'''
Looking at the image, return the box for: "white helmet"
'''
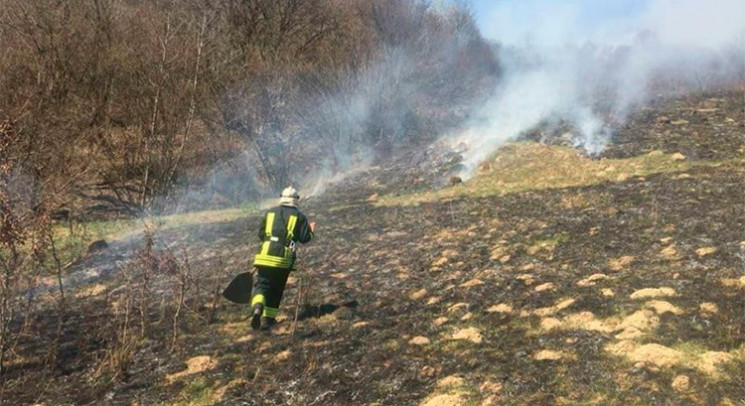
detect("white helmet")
[279,186,300,207]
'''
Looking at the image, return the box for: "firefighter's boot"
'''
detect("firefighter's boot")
[260,317,277,332]
[250,304,263,331]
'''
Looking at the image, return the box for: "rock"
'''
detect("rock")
[671,152,686,161]
[601,288,615,297]
[87,239,109,254]
[352,322,370,329]
[433,317,449,326]
[409,336,431,346]
[451,327,483,344]
[696,247,717,257]
[630,287,676,299]
[671,375,690,392]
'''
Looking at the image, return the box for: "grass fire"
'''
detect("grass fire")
[0,0,743,405]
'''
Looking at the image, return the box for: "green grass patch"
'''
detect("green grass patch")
[157,377,214,406]
[378,142,743,206]
[52,201,264,265]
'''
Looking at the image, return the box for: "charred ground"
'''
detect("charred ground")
[4,92,745,405]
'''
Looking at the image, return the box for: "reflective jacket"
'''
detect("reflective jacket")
[253,205,313,270]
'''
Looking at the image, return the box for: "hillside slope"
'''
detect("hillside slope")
[6,92,745,405]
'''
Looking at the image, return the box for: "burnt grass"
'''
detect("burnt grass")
[4,93,745,405]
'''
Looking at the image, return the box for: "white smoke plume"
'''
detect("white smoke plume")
[455,0,745,177]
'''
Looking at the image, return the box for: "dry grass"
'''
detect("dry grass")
[52,202,265,263]
[379,142,741,206]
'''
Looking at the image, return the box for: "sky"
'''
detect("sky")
[469,0,745,48]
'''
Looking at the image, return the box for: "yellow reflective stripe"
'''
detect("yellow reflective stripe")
[265,212,275,236]
[251,294,266,307]
[263,307,279,318]
[253,254,293,268]
[254,258,288,266]
[261,241,271,255]
[286,215,297,241]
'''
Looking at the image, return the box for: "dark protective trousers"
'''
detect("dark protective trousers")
[251,266,291,319]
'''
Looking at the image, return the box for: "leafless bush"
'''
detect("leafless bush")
[92,225,205,379]
[0,119,63,378]
[0,0,500,211]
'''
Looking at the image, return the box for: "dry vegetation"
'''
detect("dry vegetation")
[0,3,497,400]
[0,0,497,215]
[3,92,743,405]
[1,1,744,405]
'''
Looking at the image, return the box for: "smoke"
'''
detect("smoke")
[455,0,745,177]
[181,2,499,207]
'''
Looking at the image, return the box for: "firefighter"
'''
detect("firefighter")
[250,186,315,331]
